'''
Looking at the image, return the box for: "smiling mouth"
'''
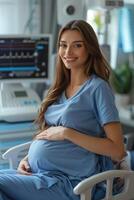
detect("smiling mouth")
[64,57,77,62]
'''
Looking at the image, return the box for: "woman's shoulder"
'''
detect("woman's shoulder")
[87,74,110,91]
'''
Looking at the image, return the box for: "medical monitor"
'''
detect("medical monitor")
[0,34,52,83]
[0,34,52,122]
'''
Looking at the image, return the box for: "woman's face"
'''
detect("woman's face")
[58,30,88,70]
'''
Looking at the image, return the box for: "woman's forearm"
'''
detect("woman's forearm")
[64,128,125,161]
[34,124,125,161]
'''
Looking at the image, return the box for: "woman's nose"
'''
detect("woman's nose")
[65,46,73,55]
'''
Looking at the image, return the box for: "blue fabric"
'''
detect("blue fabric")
[118,7,134,52]
[0,74,120,200]
[0,191,12,200]
[28,74,119,199]
[0,170,79,200]
[130,151,134,170]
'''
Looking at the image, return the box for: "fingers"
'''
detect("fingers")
[36,135,48,140]
[24,162,31,171]
[35,131,48,140]
[17,160,32,175]
[18,169,32,175]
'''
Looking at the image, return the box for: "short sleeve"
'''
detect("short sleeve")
[92,81,120,126]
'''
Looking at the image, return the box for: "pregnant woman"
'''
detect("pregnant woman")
[0,20,126,200]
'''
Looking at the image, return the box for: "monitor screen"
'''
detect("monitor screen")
[0,34,51,82]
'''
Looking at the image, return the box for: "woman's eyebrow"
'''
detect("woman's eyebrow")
[72,41,84,43]
[60,40,84,43]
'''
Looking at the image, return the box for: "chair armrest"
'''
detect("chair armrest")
[2,141,31,169]
[73,170,134,200]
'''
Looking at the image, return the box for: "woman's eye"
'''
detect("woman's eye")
[59,44,67,48]
[74,43,82,48]
[59,43,83,49]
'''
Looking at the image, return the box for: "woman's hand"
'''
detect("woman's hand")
[17,158,32,175]
[35,126,66,141]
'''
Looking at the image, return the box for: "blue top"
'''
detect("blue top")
[28,74,119,188]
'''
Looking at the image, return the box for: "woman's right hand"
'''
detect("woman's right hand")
[17,158,32,175]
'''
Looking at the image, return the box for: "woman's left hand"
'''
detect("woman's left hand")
[35,126,66,141]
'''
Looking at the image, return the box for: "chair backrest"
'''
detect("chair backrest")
[74,170,134,200]
[2,141,31,169]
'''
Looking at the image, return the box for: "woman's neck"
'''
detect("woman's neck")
[65,71,89,99]
[69,71,89,87]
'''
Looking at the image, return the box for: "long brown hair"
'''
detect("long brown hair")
[36,20,111,130]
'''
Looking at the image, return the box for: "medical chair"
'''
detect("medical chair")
[2,137,134,200]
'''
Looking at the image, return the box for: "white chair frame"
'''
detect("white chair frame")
[2,142,134,200]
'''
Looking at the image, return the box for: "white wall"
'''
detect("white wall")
[0,0,41,34]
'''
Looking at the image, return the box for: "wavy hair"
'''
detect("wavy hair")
[36,20,111,130]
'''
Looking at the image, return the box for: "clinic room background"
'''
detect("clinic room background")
[0,0,134,169]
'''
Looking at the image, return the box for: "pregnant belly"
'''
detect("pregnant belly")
[28,139,93,176]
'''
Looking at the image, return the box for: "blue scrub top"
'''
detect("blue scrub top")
[28,74,120,181]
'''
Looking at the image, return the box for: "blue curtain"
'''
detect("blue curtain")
[118,6,134,53]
